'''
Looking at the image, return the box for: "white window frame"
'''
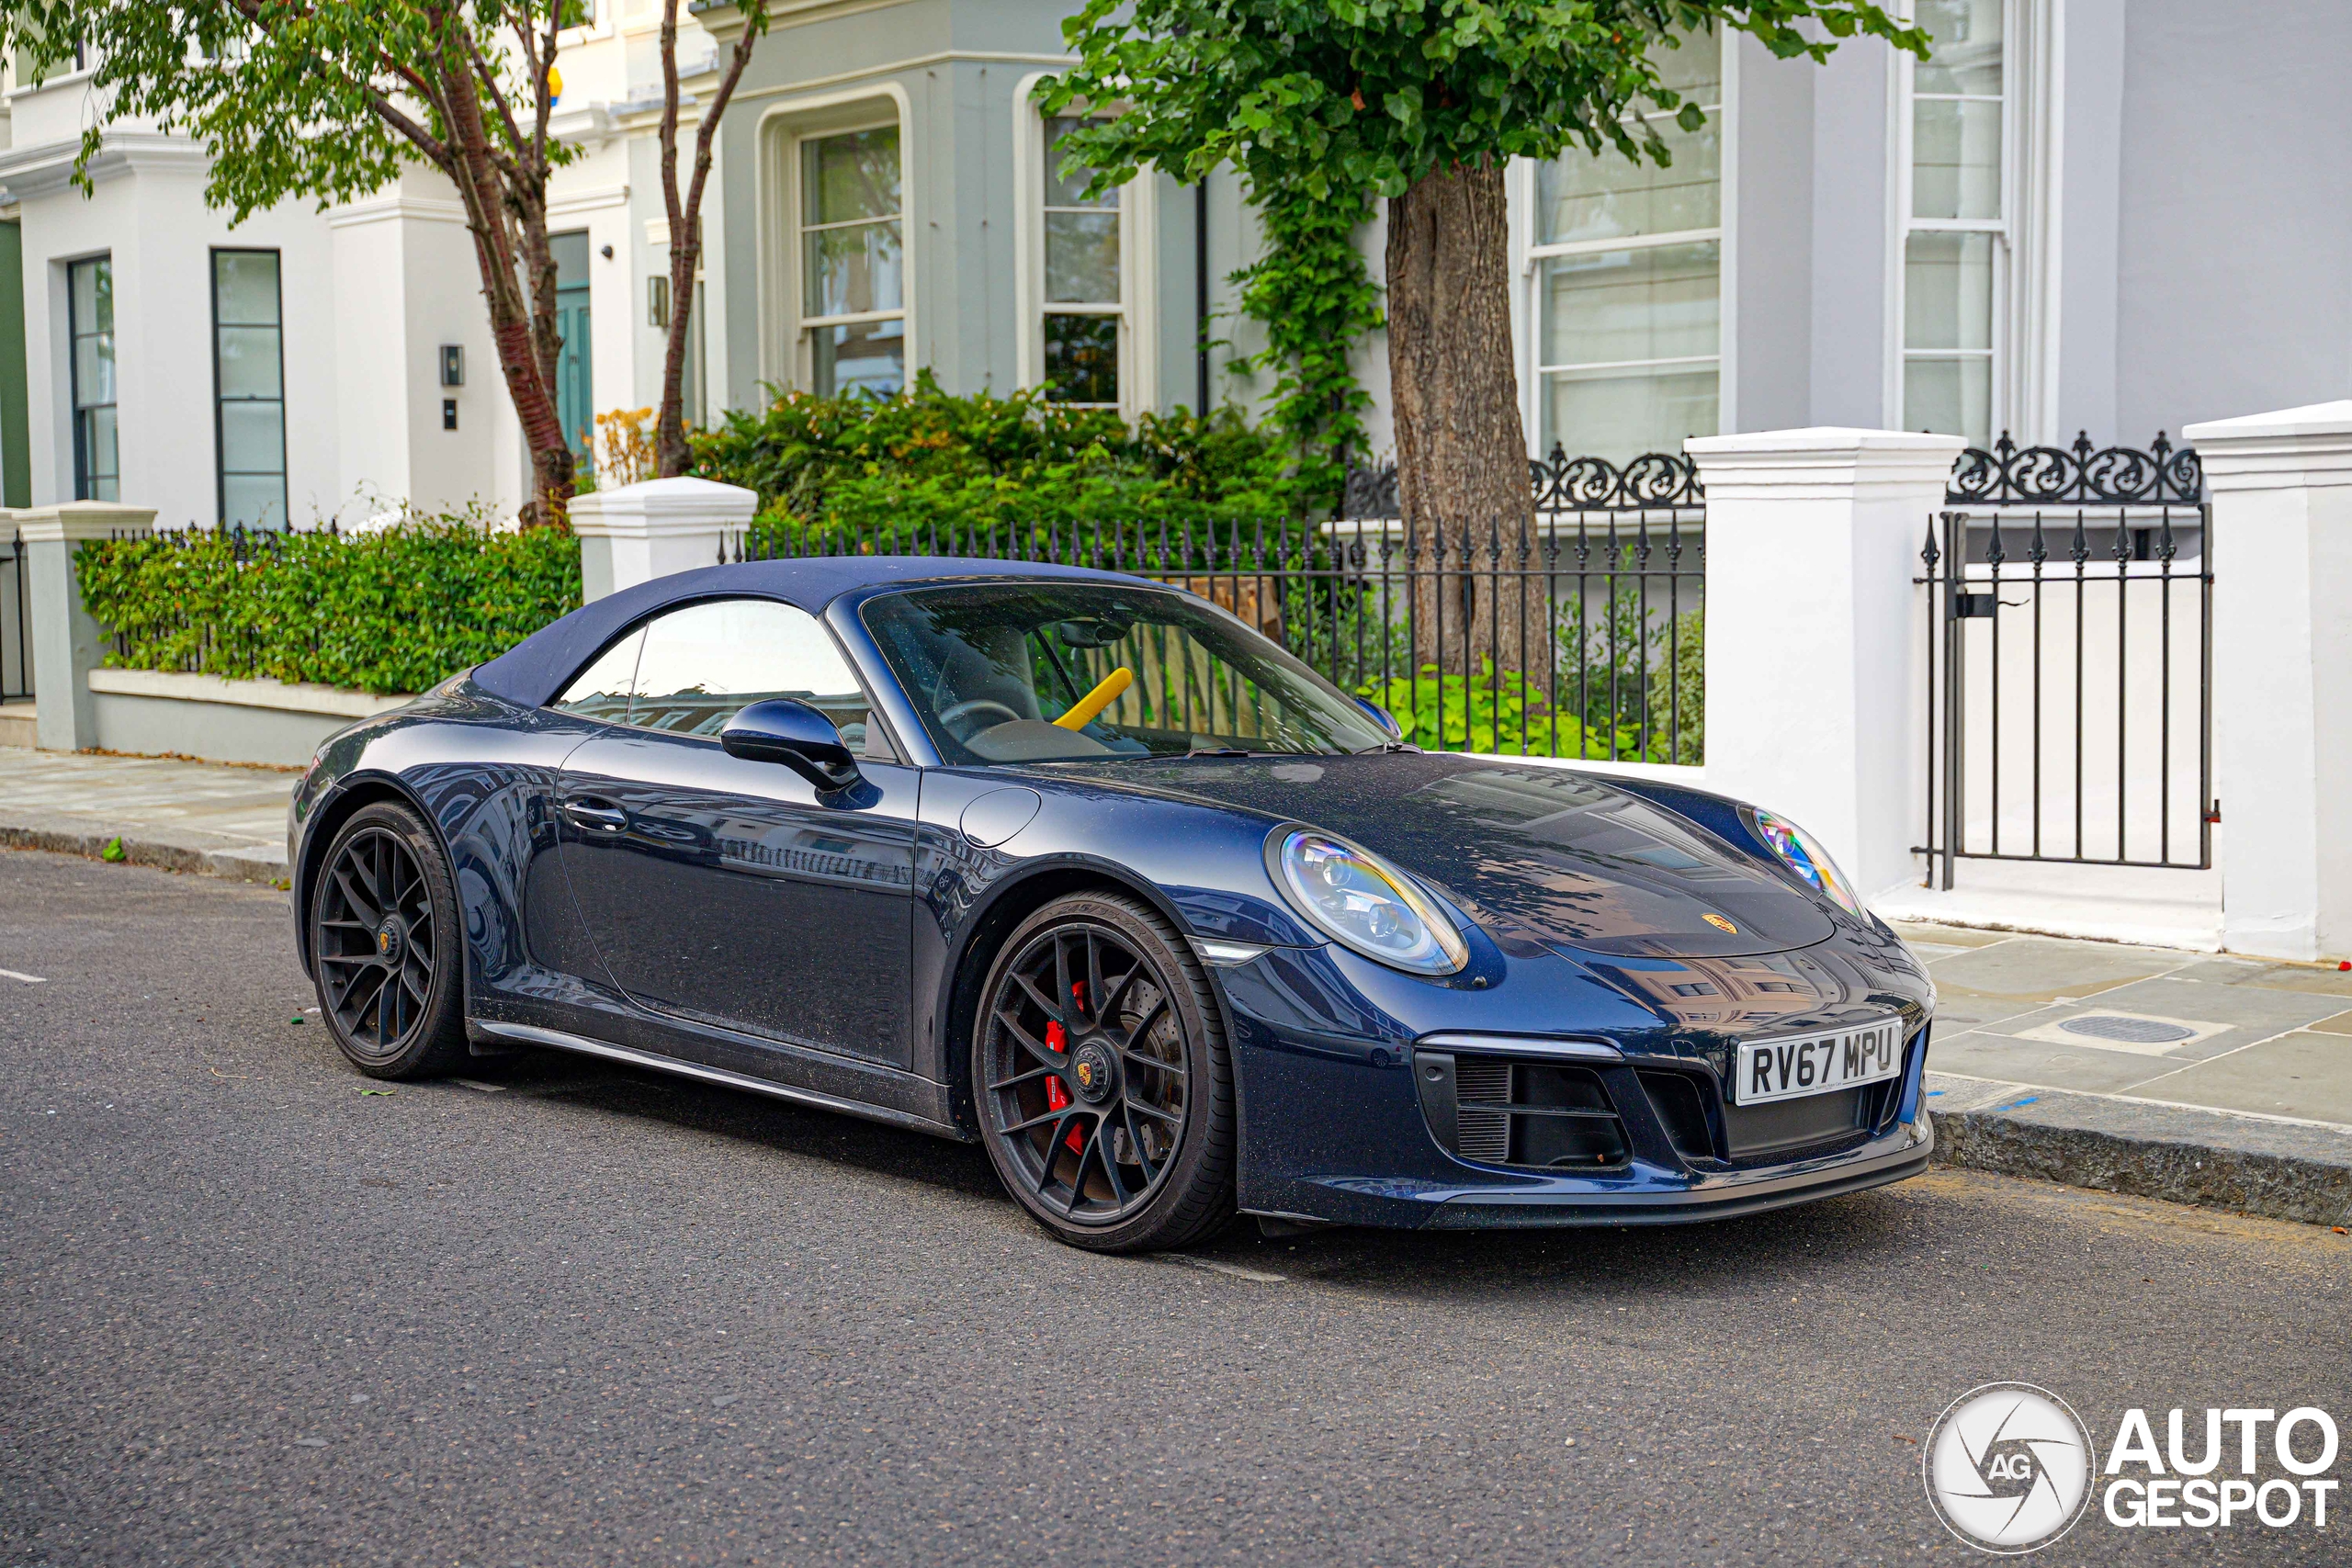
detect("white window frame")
[1013,73,1159,422]
[1885,0,2060,444]
[1514,28,1736,459]
[756,85,916,398]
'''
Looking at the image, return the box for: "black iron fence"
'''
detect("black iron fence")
[725,449,1706,763]
[1917,433,2212,885]
[95,520,354,680]
[2,528,30,702]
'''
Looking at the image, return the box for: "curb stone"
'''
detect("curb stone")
[1926,1072,2352,1228]
[1,820,287,886]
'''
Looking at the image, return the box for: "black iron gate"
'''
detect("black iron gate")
[1917,434,2213,887]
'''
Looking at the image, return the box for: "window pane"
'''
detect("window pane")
[1912,97,2001,220]
[802,218,903,319]
[77,406,119,498]
[553,628,645,723]
[1537,34,1718,245]
[1044,117,1116,209]
[220,399,286,474]
[1045,211,1119,304]
[1043,314,1119,404]
[550,230,591,289]
[1540,240,1719,369]
[1648,30,1722,98]
[73,333,116,409]
[71,257,111,334]
[1904,355,1992,446]
[1541,364,1718,466]
[1905,231,1995,351]
[220,473,287,530]
[1916,0,2004,96]
[213,252,279,326]
[215,325,282,398]
[629,599,869,739]
[811,319,905,400]
[1538,112,1718,244]
[802,127,900,226]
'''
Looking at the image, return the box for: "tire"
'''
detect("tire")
[975,891,1236,1253]
[308,800,469,1080]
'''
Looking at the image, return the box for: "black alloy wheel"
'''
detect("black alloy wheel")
[978,892,1235,1253]
[310,801,468,1078]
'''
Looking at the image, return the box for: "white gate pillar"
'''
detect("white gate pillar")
[19,502,159,750]
[1685,428,1965,904]
[569,477,759,602]
[2183,400,2352,961]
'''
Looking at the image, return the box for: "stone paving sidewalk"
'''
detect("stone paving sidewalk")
[0,745,293,881]
[4,744,2349,1225]
[1908,923,2352,1127]
[1899,921,2352,1228]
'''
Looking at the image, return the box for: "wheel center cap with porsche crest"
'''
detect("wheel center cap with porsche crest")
[374,916,406,964]
[1069,1041,1117,1105]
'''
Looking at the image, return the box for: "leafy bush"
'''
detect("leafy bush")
[1552,599,1704,765]
[1283,580,1703,761]
[689,373,1327,553]
[1363,661,1677,761]
[77,516,581,695]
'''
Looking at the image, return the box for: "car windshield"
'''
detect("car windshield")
[860,581,1393,763]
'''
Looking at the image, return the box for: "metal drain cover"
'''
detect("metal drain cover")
[2058,1014,2197,1044]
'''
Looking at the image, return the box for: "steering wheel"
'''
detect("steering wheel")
[937,698,1023,742]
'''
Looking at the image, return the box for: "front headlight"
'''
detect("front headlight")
[1748,808,1863,914]
[1267,826,1467,976]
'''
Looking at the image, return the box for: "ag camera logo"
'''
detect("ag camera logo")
[1924,1382,2096,1553]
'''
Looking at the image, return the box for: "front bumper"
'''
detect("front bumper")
[1414,1122,1932,1228]
[1217,942,1937,1231]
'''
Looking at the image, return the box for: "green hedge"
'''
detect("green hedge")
[76,519,581,695]
[690,373,1326,554]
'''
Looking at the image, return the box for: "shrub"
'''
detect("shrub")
[76,515,581,695]
[689,372,1327,553]
[1363,661,1674,761]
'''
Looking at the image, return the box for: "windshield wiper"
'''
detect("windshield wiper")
[1356,741,1421,755]
[1185,745,1256,757]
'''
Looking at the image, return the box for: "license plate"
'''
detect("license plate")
[1734,1017,1905,1105]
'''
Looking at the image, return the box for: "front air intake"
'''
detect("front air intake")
[1416,1050,1630,1171]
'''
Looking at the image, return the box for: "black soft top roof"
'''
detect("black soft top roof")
[469,556,1158,708]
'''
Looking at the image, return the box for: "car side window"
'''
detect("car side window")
[626,599,875,749]
[550,628,645,724]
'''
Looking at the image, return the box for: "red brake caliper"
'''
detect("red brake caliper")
[1044,980,1091,1149]
[1044,1017,1070,1111]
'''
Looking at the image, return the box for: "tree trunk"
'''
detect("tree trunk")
[1385,161,1536,683]
[655,3,760,479]
[433,40,572,526]
[656,224,698,478]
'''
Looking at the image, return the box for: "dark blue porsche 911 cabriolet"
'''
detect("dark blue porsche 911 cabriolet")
[289,557,1936,1251]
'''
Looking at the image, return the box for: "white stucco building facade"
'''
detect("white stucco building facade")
[0,0,2342,521]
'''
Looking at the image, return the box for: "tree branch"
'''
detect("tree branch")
[463,26,532,175]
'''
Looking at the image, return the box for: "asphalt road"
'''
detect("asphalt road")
[5,847,2348,1567]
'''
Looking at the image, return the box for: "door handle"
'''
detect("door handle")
[561,797,630,833]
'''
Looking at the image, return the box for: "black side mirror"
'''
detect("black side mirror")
[1354,695,1404,742]
[720,698,862,792]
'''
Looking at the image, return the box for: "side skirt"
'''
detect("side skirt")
[473,1021,973,1143]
